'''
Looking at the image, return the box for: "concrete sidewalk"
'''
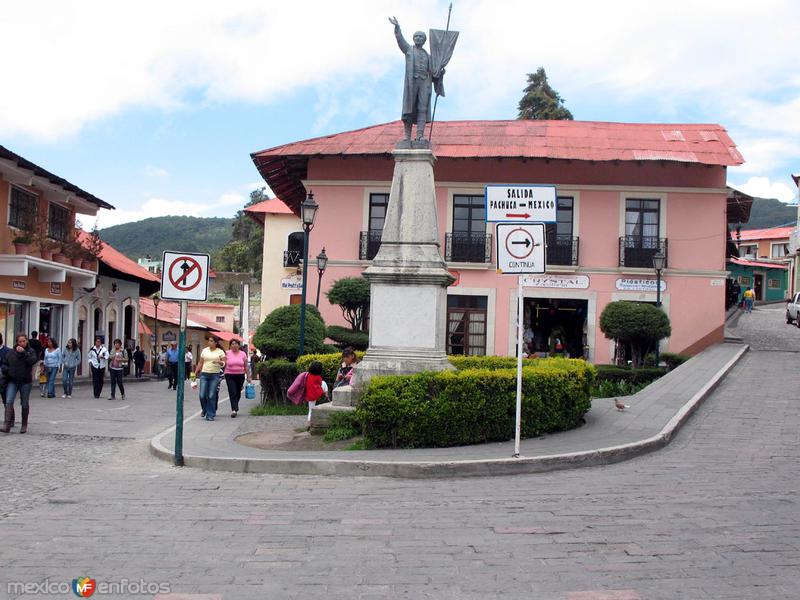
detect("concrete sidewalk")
[151,341,748,478]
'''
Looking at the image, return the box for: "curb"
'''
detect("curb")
[150,344,749,478]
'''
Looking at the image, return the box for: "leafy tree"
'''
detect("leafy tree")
[326,277,370,331]
[211,188,268,279]
[100,216,233,259]
[517,67,573,120]
[253,304,326,360]
[599,301,671,368]
[326,325,369,350]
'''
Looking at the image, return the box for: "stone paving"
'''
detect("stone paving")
[0,305,797,599]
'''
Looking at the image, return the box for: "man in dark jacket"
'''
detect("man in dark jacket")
[28,330,43,360]
[1,333,39,433]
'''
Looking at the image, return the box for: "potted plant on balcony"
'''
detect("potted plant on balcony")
[63,238,86,267]
[82,223,104,270]
[12,234,33,255]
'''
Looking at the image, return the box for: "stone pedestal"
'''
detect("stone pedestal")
[353,148,455,389]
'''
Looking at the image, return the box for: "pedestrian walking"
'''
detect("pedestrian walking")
[166,341,180,390]
[28,330,43,361]
[305,360,325,423]
[223,339,250,418]
[0,334,10,408]
[133,346,145,378]
[184,348,193,381]
[194,336,226,421]
[1,333,39,433]
[61,338,80,398]
[157,346,167,379]
[743,287,755,313]
[87,337,110,399]
[42,338,62,398]
[108,339,128,400]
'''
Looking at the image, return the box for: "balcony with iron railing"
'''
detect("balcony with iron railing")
[619,236,668,268]
[445,232,493,263]
[546,235,579,266]
[359,231,382,261]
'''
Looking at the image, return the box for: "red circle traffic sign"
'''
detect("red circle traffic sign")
[168,256,202,291]
[505,227,535,260]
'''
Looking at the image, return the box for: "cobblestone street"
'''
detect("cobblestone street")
[0,305,797,599]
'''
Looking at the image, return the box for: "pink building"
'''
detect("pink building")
[251,120,744,363]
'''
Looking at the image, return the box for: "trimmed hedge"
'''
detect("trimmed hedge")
[595,365,666,385]
[256,359,299,405]
[326,325,369,350]
[355,358,595,448]
[448,355,540,371]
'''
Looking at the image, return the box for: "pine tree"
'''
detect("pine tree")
[517,67,573,120]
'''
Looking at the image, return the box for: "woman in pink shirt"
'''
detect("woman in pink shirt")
[223,339,251,418]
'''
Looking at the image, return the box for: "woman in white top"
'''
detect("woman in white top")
[87,337,109,399]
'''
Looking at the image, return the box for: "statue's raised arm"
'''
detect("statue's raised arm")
[388,16,409,53]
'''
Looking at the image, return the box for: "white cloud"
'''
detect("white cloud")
[218,192,246,206]
[141,165,169,178]
[733,176,797,202]
[79,197,218,229]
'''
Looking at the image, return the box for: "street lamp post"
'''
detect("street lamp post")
[315,247,328,308]
[652,252,666,368]
[297,191,319,357]
[152,295,160,377]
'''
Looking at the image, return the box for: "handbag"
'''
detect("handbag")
[245,382,255,400]
[287,372,308,405]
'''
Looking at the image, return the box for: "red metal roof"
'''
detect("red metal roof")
[738,226,794,241]
[244,198,296,225]
[78,231,161,294]
[729,257,788,270]
[251,120,744,212]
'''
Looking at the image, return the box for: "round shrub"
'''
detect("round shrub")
[355,358,595,448]
[599,301,671,367]
[253,304,326,361]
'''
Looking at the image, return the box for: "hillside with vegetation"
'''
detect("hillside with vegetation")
[741,197,797,230]
[99,216,233,260]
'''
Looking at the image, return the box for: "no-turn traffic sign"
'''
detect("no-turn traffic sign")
[496,223,546,274]
[160,251,210,301]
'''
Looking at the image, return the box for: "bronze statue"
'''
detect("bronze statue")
[389,15,458,147]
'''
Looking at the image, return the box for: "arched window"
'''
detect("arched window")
[284,232,304,267]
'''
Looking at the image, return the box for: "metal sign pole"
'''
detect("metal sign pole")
[514,274,524,458]
[174,300,187,467]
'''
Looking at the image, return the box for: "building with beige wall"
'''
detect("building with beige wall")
[244,198,302,321]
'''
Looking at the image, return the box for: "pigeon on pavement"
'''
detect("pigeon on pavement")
[615,398,630,411]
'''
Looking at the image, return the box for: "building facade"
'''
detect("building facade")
[251,120,744,363]
[0,145,111,348]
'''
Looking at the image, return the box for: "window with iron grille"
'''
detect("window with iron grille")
[285,232,304,267]
[48,203,70,241]
[446,295,487,356]
[545,196,576,265]
[8,186,37,230]
[450,195,488,262]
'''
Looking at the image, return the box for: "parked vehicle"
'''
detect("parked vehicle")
[785,292,800,326]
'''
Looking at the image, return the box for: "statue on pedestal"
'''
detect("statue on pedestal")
[389,14,458,148]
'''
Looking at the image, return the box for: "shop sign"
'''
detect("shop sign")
[710,279,725,286]
[162,331,177,342]
[615,278,666,292]
[50,283,62,296]
[280,276,303,290]
[522,274,589,289]
[11,280,26,290]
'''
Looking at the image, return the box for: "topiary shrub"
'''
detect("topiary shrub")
[355,358,595,448]
[253,304,326,361]
[256,359,299,405]
[326,277,370,331]
[326,325,369,350]
[599,301,671,368]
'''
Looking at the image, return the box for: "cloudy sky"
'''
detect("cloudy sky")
[2,0,799,228]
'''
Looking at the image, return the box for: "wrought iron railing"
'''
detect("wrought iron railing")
[546,235,579,266]
[445,232,493,263]
[619,236,668,268]
[283,250,302,268]
[359,231,382,261]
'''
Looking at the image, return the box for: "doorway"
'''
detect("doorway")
[753,273,764,301]
[524,298,588,358]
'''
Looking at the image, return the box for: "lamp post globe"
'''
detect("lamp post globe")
[315,247,328,308]
[298,191,319,357]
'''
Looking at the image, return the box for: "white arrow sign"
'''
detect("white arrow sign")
[496,223,546,275]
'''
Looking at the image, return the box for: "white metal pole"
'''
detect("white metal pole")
[514,274,524,457]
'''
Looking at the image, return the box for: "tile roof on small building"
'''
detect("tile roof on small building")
[78,231,161,295]
[737,226,794,241]
[251,120,744,212]
[243,197,295,225]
